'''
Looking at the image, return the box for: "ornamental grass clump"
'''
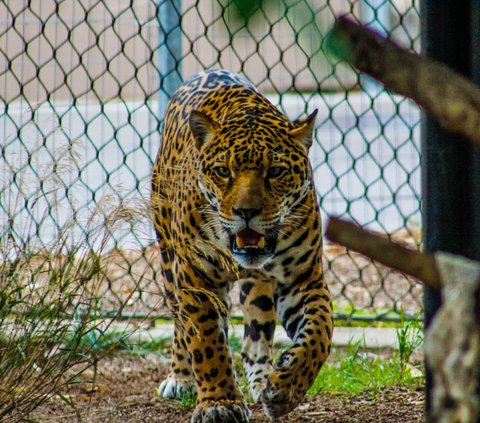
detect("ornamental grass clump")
[0,138,145,422]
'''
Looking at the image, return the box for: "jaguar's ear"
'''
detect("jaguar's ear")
[291,109,318,151]
[189,110,218,151]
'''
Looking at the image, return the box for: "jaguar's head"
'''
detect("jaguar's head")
[190,107,317,269]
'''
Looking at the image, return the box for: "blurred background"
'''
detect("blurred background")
[0,0,422,321]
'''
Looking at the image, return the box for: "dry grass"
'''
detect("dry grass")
[0,138,151,422]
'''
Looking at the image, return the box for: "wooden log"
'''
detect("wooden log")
[325,217,442,290]
[327,15,480,146]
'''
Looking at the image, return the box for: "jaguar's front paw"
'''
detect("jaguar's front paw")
[157,375,196,399]
[261,370,303,420]
[191,399,250,423]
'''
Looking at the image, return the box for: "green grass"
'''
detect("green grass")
[228,327,244,353]
[177,393,197,409]
[332,302,422,328]
[128,337,172,356]
[65,324,132,357]
[65,324,172,358]
[308,320,424,396]
[396,316,423,379]
[308,342,423,396]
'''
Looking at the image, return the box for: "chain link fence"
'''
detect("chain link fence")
[0,0,422,321]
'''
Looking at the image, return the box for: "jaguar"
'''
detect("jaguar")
[151,69,333,422]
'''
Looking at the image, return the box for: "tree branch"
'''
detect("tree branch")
[327,15,480,145]
[325,217,442,290]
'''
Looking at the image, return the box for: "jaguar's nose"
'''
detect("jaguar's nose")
[232,207,263,222]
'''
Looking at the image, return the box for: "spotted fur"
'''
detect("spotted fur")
[152,69,333,422]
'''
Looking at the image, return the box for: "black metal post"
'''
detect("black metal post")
[421,0,480,417]
[471,2,480,255]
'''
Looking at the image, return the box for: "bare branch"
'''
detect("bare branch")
[327,16,480,145]
[325,217,442,289]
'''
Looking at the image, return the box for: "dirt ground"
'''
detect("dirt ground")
[31,354,424,423]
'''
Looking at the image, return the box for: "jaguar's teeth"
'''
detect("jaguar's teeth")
[257,236,266,249]
[236,236,245,249]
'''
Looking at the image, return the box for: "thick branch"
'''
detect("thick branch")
[325,217,442,290]
[327,16,480,145]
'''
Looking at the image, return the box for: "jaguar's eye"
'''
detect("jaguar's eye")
[215,166,231,178]
[267,166,284,178]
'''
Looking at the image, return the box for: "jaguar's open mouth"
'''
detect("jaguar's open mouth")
[230,228,275,256]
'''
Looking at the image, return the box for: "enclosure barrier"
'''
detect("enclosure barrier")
[0,0,421,321]
[330,12,480,419]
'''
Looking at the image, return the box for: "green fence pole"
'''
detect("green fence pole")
[158,0,183,124]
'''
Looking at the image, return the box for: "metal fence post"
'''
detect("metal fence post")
[471,2,480,256]
[421,0,480,416]
[158,0,183,124]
